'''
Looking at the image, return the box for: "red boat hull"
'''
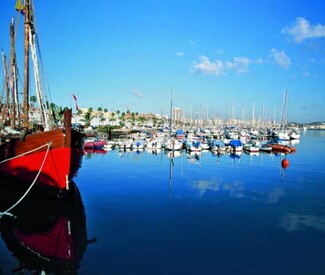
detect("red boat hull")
[270,144,291,154]
[0,125,84,195]
[0,146,83,190]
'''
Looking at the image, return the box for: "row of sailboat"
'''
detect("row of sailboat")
[91,125,299,155]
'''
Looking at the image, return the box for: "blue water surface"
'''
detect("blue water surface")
[74,130,325,275]
[1,130,325,274]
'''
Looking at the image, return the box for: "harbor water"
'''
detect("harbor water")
[1,130,325,274]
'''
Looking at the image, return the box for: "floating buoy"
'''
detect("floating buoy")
[282,159,289,169]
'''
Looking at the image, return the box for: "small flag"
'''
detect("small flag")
[15,0,25,14]
[72,94,79,111]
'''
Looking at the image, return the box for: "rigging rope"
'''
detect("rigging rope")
[0,142,52,218]
[0,142,51,164]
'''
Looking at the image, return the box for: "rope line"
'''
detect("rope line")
[0,142,52,219]
[0,142,51,164]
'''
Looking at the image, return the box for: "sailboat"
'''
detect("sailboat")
[0,0,84,196]
[164,90,183,151]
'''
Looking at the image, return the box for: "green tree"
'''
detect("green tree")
[30,95,37,107]
[50,104,68,125]
[81,110,95,127]
[121,112,126,121]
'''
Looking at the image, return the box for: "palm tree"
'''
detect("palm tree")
[50,104,68,125]
[81,110,95,128]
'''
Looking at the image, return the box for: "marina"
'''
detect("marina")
[1,130,325,274]
[1,1,325,274]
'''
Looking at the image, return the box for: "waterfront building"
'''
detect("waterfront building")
[173,107,183,125]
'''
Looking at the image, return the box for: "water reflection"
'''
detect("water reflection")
[187,152,201,164]
[229,151,242,163]
[164,150,181,158]
[0,179,94,274]
[281,213,325,233]
[192,179,286,204]
[146,148,162,155]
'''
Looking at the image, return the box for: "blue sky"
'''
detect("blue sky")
[1,0,325,123]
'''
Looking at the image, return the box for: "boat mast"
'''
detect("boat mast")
[10,18,18,128]
[280,90,288,129]
[1,51,10,125]
[170,90,173,137]
[22,0,31,128]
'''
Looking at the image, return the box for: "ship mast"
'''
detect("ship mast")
[22,0,31,128]
[10,18,18,128]
[170,89,173,137]
[1,52,10,125]
[280,90,288,129]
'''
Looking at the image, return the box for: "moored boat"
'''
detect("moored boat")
[185,140,203,152]
[269,142,292,154]
[243,141,260,153]
[132,139,146,150]
[146,138,163,149]
[259,142,272,153]
[229,139,243,153]
[0,1,84,196]
[83,138,106,149]
[164,138,183,151]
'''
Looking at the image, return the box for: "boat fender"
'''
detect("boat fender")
[281,159,289,169]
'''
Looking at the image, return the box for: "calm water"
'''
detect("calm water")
[1,130,325,274]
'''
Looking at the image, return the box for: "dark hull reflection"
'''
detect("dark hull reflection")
[0,178,90,274]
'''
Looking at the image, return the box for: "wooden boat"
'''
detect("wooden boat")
[0,0,84,196]
[269,142,292,154]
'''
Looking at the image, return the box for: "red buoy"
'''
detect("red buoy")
[282,159,289,169]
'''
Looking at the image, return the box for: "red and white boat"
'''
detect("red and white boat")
[0,0,84,196]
